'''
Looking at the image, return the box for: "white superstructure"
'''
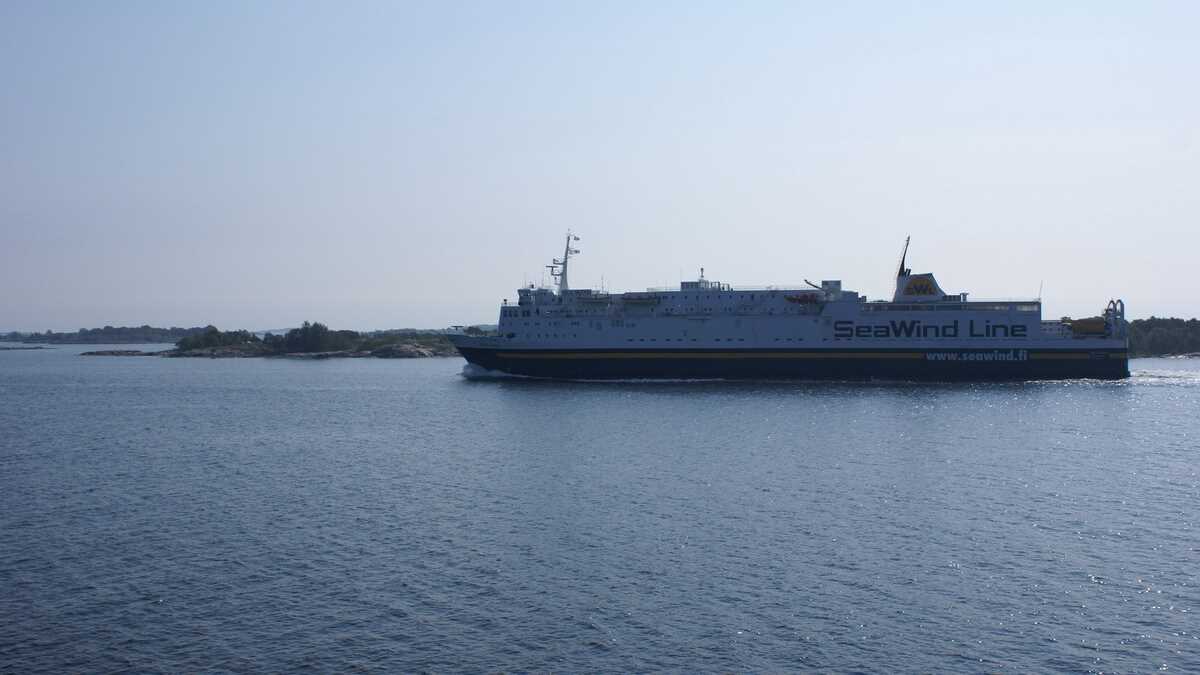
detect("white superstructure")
[493,235,1123,350]
[452,234,1129,380]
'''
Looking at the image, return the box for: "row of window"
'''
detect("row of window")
[862,303,1039,313]
[511,292,800,314]
[623,294,764,301]
[500,308,543,318]
[506,307,811,323]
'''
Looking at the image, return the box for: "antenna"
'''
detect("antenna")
[549,231,580,292]
[1038,280,1044,301]
[896,236,911,279]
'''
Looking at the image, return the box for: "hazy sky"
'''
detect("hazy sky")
[2,1,1197,331]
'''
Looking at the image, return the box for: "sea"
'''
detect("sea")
[1,344,1197,672]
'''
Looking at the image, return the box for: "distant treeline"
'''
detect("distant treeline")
[175,322,363,353]
[6,326,206,344]
[176,321,462,355]
[1128,317,1200,357]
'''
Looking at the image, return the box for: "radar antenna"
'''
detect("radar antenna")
[547,231,581,292]
[896,236,912,279]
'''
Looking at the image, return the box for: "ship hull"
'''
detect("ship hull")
[455,345,1130,381]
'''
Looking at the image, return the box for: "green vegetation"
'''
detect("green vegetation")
[1129,317,1200,357]
[176,326,261,351]
[6,325,206,344]
[171,321,458,357]
[262,322,359,353]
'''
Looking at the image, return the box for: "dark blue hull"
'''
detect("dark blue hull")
[456,346,1130,381]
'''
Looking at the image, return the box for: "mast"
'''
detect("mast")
[547,232,580,292]
[896,236,911,278]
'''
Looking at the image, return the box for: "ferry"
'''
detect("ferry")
[450,235,1129,380]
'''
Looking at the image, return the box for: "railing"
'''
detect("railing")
[863,302,1041,312]
[1040,321,1071,338]
[956,297,1041,303]
[643,283,817,292]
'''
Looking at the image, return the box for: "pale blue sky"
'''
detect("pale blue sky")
[2,1,1197,330]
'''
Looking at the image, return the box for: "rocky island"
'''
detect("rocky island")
[79,349,161,356]
[79,322,464,359]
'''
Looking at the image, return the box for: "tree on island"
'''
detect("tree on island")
[176,326,261,351]
[1128,317,1200,356]
[263,321,360,353]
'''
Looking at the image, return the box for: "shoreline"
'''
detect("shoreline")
[80,345,458,359]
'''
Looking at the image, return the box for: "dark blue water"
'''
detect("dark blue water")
[2,344,1197,672]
